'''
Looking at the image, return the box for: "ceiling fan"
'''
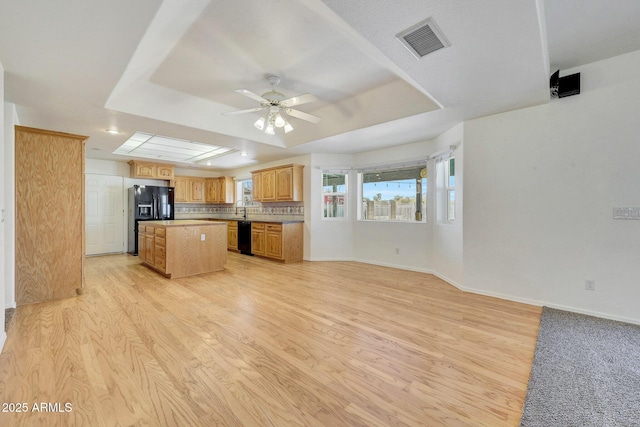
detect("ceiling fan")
[223,75,320,134]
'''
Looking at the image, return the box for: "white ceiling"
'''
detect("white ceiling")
[1,0,640,170]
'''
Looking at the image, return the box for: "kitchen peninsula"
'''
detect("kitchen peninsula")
[138,220,227,278]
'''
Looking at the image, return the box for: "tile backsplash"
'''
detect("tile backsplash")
[175,203,304,219]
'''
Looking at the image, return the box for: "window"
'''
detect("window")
[322,171,347,219]
[235,179,253,206]
[359,163,427,222]
[437,157,455,223]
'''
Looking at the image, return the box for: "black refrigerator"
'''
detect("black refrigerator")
[128,185,175,255]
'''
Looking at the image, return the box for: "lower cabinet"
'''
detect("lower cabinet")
[139,225,156,265]
[227,221,238,251]
[251,223,266,256]
[139,221,228,278]
[154,227,166,271]
[252,222,303,263]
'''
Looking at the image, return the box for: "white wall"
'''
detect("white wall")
[351,140,444,273]
[463,49,640,324]
[429,124,464,286]
[308,153,355,261]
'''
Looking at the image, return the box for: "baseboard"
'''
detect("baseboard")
[431,271,464,290]
[541,303,640,326]
[0,331,6,355]
[306,256,354,262]
[306,258,640,326]
[453,284,640,326]
[351,258,434,275]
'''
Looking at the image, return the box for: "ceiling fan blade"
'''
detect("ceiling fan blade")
[285,108,321,123]
[235,89,268,103]
[222,107,264,115]
[280,93,317,108]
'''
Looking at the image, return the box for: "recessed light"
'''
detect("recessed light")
[106,128,120,134]
[240,151,247,157]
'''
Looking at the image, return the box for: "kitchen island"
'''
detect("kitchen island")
[138,220,227,278]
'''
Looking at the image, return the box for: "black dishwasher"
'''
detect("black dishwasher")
[238,221,253,255]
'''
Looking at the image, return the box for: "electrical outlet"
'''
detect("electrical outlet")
[395,248,400,254]
[201,233,206,241]
[585,280,595,291]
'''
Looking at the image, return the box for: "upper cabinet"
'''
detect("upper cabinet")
[251,164,304,203]
[205,176,235,204]
[175,176,234,204]
[174,176,204,203]
[129,161,175,180]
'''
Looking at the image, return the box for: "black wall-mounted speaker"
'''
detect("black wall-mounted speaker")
[558,72,580,98]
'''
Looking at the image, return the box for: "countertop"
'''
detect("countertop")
[142,220,226,227]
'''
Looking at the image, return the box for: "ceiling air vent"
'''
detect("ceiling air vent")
[396,17,450,60]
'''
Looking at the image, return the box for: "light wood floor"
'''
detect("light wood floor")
[0,253,541,426]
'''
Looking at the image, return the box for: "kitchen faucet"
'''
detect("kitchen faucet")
[235,200,247,219]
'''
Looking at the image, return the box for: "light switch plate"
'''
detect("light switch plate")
[201,233,206,241]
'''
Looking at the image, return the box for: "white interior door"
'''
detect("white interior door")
[86,174,124,255]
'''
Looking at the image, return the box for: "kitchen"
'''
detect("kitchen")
[126,161,305,278]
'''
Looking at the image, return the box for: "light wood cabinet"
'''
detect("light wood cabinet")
[261,170,276,202]
[251,164,304,202]
[190,178,205,203]
[177,176,233,204]
[154,227,166,271]
[252,172,262,201]
[138,225,146,262]
[156,165,175,180]
[266,223,283,259]
[227,221,238,251]
[15,126,87,305]
[174,177,188,203]
[144,227,155,266]
[251,221,303,263]
[251,223,266,256]
[129,161,175,180]
[140,220,227,279]
[174,176,205,203]
[205,177,235,204]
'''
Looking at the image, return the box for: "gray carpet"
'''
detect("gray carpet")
[520,307,640,427]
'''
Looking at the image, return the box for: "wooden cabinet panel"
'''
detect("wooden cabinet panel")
[154,232,166,270]
[251,222,302,263]
[261,170,276,202]
[134,162,156,178]
[205,178,219,203]
[266,230,283,259]
[204,177,235,204]
[144,227,155,266]
[252,172,262,202]
[129,161,175,180]
[190,179,205,203]
[218,177,235,204]
[139,222,227,278]
[251,164,303,203]
[174,177,188,203]
[156,165,175,180]
[227,221,238,251]
[175,176,208,203]
[251,223,266,256]
[15,126,87,305]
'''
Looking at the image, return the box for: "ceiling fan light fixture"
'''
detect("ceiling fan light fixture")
[284,121,294,134]
[274,112,285,128]
[254,113,267,130]
[265,120,275,135]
